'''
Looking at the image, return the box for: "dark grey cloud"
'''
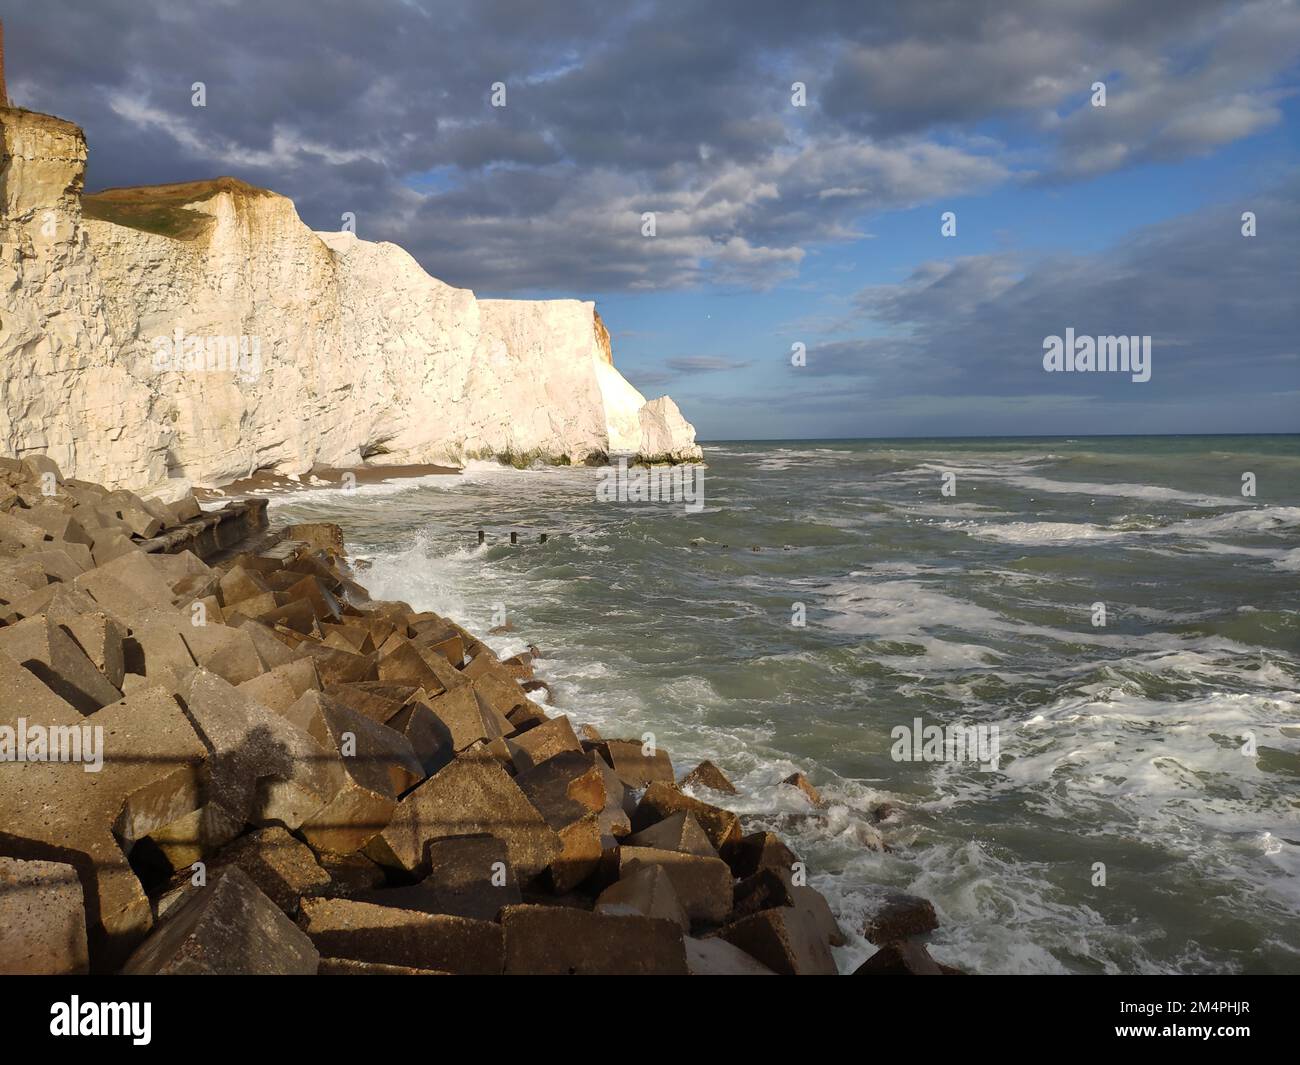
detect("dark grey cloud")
[789,177,1300,408]
[5,1,1297,292]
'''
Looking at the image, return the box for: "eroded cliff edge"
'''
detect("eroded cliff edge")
[0,106,702,498]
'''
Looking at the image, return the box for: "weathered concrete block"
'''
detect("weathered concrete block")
[122,612,197,685]
[506,713,582,773]
[79,551,177,608]
[283,523,345,556]
[720,906,838,975]
[181,623,266,685]
[685,934,777,975]
[0,686,207,968]
[861,889,938,944]
[620,846,734,925]
[357,834,520,921]
[59,611,127,690]
[124,867,319,974]
[853,939,943,975]
[234,618,298,670]
[423,685,510,751]
[204,825,332,917]
[377,640,447,691]
[177,669,343,834]
[596,864,689,932]
[726,830,799,879]
[782,771,823,805]
[606,738,675,788]
[501,905,688,975]
[551,813,603,893]
[324,681,416,723]
[24,504,93,547]
[0,510,49,550]
[217,564,271,607]
[794,885,846,947]
[0,857,89,974]
[297,640,377,684]
[317,957,446,975]
[384,700,454,777]
[365,757,560,881]
[513,749,608,831]
[632,782,742,853]
[0,613,122,714]
[297,897,503,974]
[681,759,737,794]
[626,811,717,857]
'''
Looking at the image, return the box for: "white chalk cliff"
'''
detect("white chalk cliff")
[0,107,702,498]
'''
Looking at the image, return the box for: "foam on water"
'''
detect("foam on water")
[277,435,1300,973]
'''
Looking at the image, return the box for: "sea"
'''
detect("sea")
[264,435,1300,974]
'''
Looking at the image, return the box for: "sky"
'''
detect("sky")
[6,0,1299,439]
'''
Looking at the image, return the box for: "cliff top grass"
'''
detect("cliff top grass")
[82,176,274,240]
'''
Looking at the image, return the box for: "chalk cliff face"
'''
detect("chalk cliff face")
[0,107,701,496]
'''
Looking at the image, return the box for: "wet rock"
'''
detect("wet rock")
[681,758,737,795]
[861,889,938,944]
[781,771,823,806]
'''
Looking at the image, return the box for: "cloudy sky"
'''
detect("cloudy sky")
[7,0,1299,439]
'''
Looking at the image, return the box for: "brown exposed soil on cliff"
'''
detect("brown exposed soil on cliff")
[82,176,273,240]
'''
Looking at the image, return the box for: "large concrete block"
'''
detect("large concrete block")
[123,867,319,975]
[606,738,675,789]
[176,669,343,834]
[0,686,207,968]
[513,749,608,831]
[619,846,734,925]
[685,935,777,975]
[680,759,737,794]
[358,834,520,921]
[0,614,122,714]
[506,714,582,773]
[625,811,717,858]
[58,612,126,690]
[423,685,508,751]
[861,889,938,944]
[365,757,560,881]
[296,897,503,974]
[632,782,742,853]
[720,906,838,975]
[0,857,89,974]
[180,623,266,685]
[726,830,799,879]
[596,864,689,932]
[501,905,688,975]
